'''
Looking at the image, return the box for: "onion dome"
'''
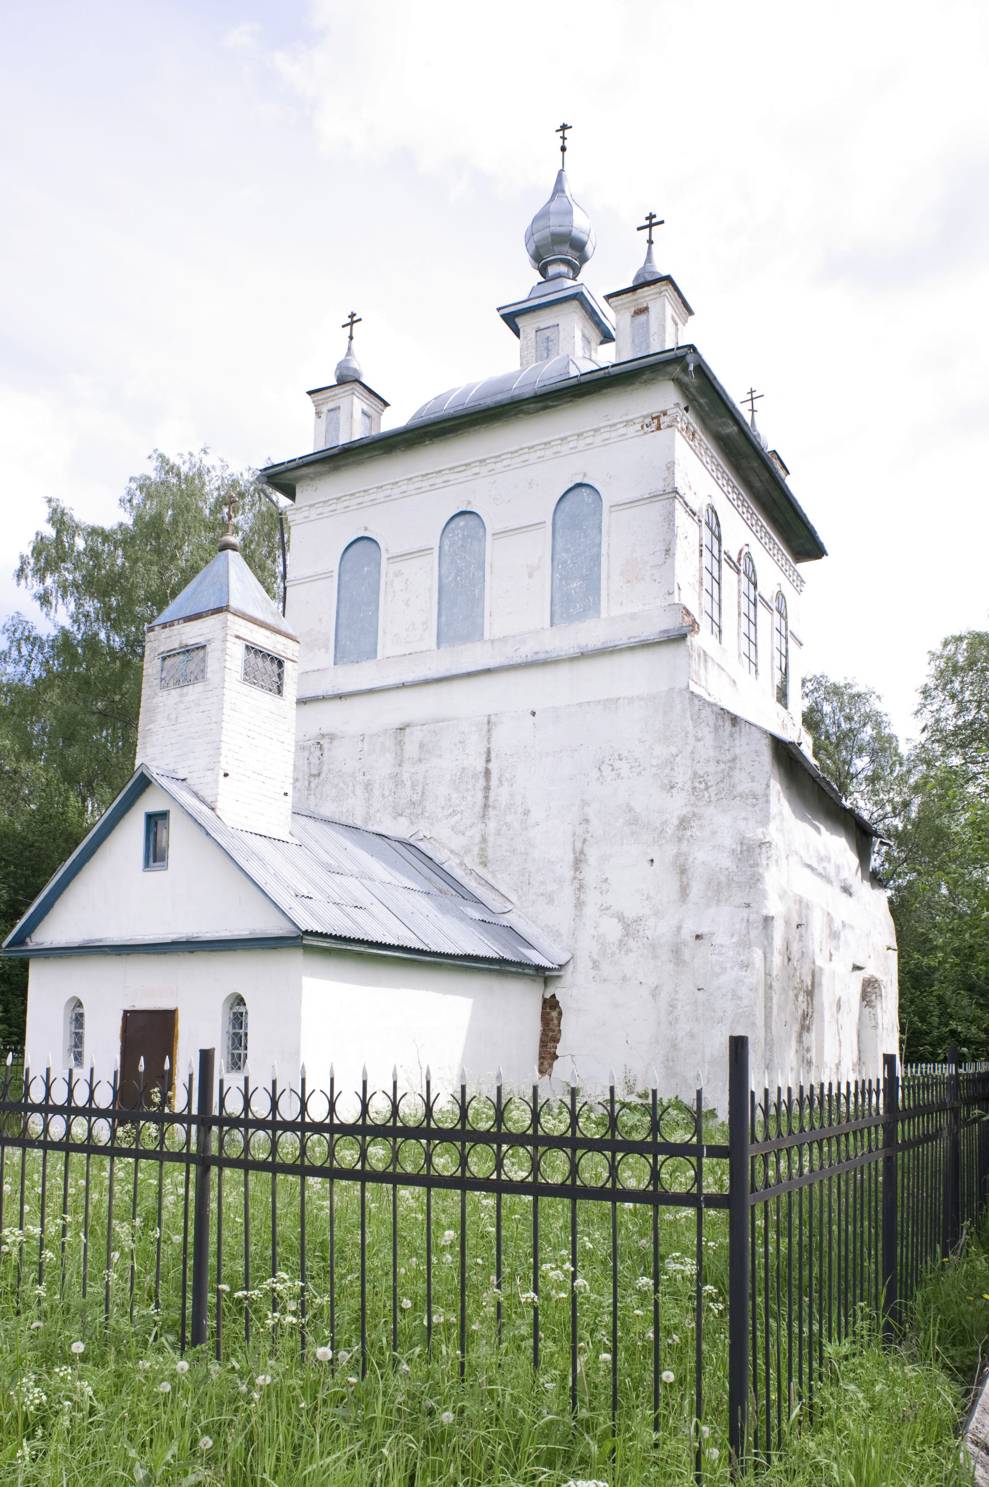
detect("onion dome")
[525,168,596,283]
[633,238,662,285]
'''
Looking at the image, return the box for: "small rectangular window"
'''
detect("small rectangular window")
[243,643,285,696]
[534,324,560,361]
[631,306,650,356]
[323,406,341,448]
[144,812,169,871]
[360,408,373,437]
[160,645,206,690]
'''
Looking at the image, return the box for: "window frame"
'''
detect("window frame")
[774,590,789,706]
[65,997,85,1070]
[702,505,723,642]
[242,643,285,697]
[143,811,170,872]
[437,510,487,649]
[550,484,603,628]
[334,535,382,665]
[739,550,759,676]
[224,993,249,1074]
[159,644,207,691]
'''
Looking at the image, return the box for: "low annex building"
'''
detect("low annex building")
[4,139,898,1103]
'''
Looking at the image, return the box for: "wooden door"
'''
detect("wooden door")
[119,1009,177,1110]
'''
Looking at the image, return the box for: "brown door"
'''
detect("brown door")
[119,1010,177,1110]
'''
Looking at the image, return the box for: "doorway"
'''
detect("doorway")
[119,1009,177,1110]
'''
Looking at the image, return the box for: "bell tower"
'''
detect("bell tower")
[136,511,300,839]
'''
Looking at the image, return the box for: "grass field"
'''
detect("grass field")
[0,1103,985,1483]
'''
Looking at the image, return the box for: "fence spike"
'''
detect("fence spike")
[164,1054,171,1072]
[392,1064,398,1084]
[496,1065,503,1087]
[4,1051,11,1066]
[362,1064,368,1083]
[300,1062,306,1081]
[138,1055,145,1073]
[459,1065,467,1088]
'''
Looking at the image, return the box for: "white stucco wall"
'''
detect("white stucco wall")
[24,948,303,1089]
[300,947,544,1095]
[27,782,293,949]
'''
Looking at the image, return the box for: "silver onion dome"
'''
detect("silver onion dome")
[633,238,662,285]
[525,168,595,282]
[335,334,362,384]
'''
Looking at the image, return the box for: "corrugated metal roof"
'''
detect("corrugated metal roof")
[152,771,563,973]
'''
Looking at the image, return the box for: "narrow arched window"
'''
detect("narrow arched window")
[774,591,789,706]
[438,511,485,648]
[740,551,758,676]
[334,537,381,664]
[551,484,602,626]
[702,505,722,640]
[65,998,85,1069]
[224,994,248,1074]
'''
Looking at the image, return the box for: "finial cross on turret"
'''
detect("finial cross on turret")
[637,210,665,247]
[742,386,764,422]
[556,121,572,162]
[341,310,362,341]
[219,494,241,552]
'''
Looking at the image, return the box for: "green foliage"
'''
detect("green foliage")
[0,451,281,1044]
[801,674,907,839]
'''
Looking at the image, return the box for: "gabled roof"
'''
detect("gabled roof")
[151,548,295,640]
[3,766,566,976]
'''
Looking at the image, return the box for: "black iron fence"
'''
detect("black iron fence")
[0,1037,987,1479]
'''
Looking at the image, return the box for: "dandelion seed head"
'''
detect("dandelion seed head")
[198,1437,213,1452]
[661,1369,675,1384]
[315,1346,332,1362]
[158,1380,171,1394]
[70,1342,85,1356]
[440,1410,454,1425]
[175,1360,189,1375]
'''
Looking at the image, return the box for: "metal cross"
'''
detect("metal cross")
[556,122,572,161]
[742,387,764,420]
[224,494,240,532]
[341,311,362,339]
[637,210,665,246]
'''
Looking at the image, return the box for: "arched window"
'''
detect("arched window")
[334,537,381,665]
[740,551,758,676]
[438,511,485,648]
[774,591,789,706]
[224,994,249,1074]
[551,484,602,626]
[64,998,85,1069]
[702,505,722,641]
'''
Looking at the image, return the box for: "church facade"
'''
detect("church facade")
[5,149,898,1104]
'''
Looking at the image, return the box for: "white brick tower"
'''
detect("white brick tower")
[136,520,299,839]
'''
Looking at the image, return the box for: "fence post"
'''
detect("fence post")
[881,1051,899,1340]
[190,1047,215,1350]
[727,1034,750,1474]
[943,1047,961,1256]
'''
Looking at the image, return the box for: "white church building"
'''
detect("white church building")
[4,145,898,1104]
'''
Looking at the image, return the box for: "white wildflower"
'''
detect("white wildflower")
[175,1359,189,1375]
[661,1369,675,1384]
[439,1229,456,1246]
[256,1374,272,1387]
[198,1436,213,1451]
[440,1410,454,1425]
[598,1352,612,1364]
[158,1380,171,1394]
[70,1341,85,1356]
[400,1297,412,1310]
[705,1447,720,1461]
[315,1346,332,1362]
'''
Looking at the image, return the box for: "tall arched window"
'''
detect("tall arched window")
[64,997,85,1069]
[438,511,485,648]
[224,994,248,1074]
[774,591,789,706]
[702,505,722,641]
[551,484,602,626]
[334,537,381,665]
[740,551,758,676]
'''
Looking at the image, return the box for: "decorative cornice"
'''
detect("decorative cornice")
[658,408,805,593]
[286,409,662,530]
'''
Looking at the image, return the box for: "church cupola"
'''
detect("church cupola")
[605,211,693,361]
[135,507,300,839]
[497,125,614,371]
[308,312,389,452]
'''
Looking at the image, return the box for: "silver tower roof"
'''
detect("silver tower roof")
[334,311,363,383]
[524,167,595,283]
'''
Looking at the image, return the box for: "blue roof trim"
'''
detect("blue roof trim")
[496,282,615,343]
[3,771,154,947]
[3,934,302,959]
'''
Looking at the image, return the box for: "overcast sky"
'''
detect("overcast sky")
[2,0,987,741]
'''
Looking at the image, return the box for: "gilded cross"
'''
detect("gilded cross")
[224,495,240,535]
[556,122,572,162]
[637,210,665,246]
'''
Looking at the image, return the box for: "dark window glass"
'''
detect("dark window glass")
[438,512,485,648]
[334,537,381,664]
[144,811,169,871]
[551,485,602,626]
[702,506,722,640]
[160,645,206,690]
[740,552,758,676]
[243,644,284,696]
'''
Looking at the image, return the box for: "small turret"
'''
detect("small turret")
[308,312,389,452]
[606,211,693,360]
